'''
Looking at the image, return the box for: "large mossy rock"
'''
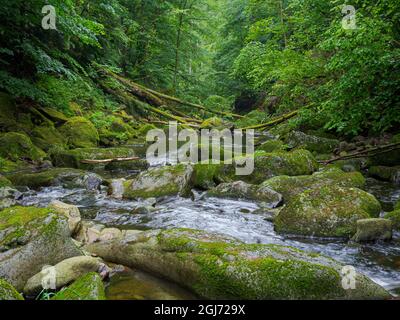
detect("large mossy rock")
[7,168,103,190]
[368,166,400,184]
[262,167,366,202]
[85,228,389,300]
[192,163,223,190]
[384,210,400,230]
[0,175,12,188]
[51,272,106,300]
[31,125,65,151]
[122,164,194,199]
[0,278,24,300]
[220,149,318,184]
[50,147,137,169]
[207,181,282,208]
[58,117,99,148]
[0,206,82,290]
[352,219,392,242]
[256,140,285,153]
[286,131,339,154]
[275,186,382,238]
[0,187,21,210]
[0,132,46,162]
[24,256,107,296]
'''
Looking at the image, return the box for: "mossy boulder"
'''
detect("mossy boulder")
[368,166,400,184]
[384,210,400,230]
[104,159,149,172]
[136,124,157,137]
[192,163,223,190]
[262,167,366,202]
[257,140,285,153]
[85,228,390,300]
[0,175,12,188]
[24,256,107,296]
[0,132,46,162]
[0,278,24,300]
[0,206,82,290]
[58,117,99,148]
[286,131,339,154]
[122,164,194,199]
[7,168,103,190]
[220,149,318,184]
[207,181,282,208]
[51,272,106,300]
[38,106,69,123]
[0,157,23,173]
[50,147,137,169]
[275,186,382,238]
[352,219,392,242]
[0,187,21,210]
[31,125,65,151]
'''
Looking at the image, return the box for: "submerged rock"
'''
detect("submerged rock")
[207,181,282,208]
[262,167,366,202]
[24,256,108,296]
[58,117,99,148]
[352,219,392,242]
[85,228,390,300]
[123,164,194,199]
[274,186,382,238]
[51,272,106,300]
[0,206,82,290]
[0,278,24,300]
[0,132,46,162]
[368,166,400,184]
[286,131,339,154]
[7,168,103,190]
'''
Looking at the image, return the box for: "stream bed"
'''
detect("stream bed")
[17,173,400,299]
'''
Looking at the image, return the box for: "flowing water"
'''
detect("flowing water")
[17,170,400,299]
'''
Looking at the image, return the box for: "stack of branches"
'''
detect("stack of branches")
[96,66,244,128]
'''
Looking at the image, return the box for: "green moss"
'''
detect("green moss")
[31,125,66,151]
[257,140,285,153]
[136,124,157,137]
[395,199,400,211]
[38,106,69,122]
[286,131,339,154]
[0,132,46,162]
[58,117,99,148]
[51,272,106,300]
[0,157,22,173]
[200,117,224,129]
[192,163,223,190]
[262,167,366,202]
[369,166,400,183]
[384,210,400,230]
[275,186,382,238]
[7,168,86,189]
[0,278,24,300]
[0,175,12,188]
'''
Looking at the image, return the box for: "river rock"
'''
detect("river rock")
[51,272,106,300]
[0,132,46,162]
[274,186,382,238]
[105,159,149,172]
[220,149,318,184]
[0,278,24,300]
[207,181,282,208]
[108,178,126,199]
[0,187,22,210]
[23,256,109,296]
[123,164,194,199]
[49,200,82,235]
[7,168,104,190]
[50,147,137,169]
[58,117,99,148]
[262,167,366,202]
[368,166,400,184]
[192,163,223,190]
[286,131,339,154]
[352,219,392,242]
[0,206,82,290]
[75,221,105,244]
[84,228,390,300]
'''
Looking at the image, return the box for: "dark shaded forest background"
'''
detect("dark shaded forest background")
[0,0,399,137]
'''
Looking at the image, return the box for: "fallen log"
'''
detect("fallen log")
[320,142,400,164]
[81,157,141,165]
[240,110,300,130]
